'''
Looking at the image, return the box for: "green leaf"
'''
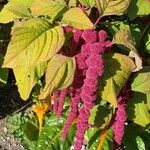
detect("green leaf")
[99,53,135,107]
[0,0,33,23]
[89,103,112,129]
[61,7,94,29]
[131,66,150,94]
[85,128,113,150]
[85,128,99,150]
[3,18,65,68]
[113,28,143,72]
[95,0,131,17]
[123,123,150,150]
[126,92,150,127]
[101,129,113,150]
[127,0,150,21]
[68,0,77,7]
[31,0,68,19]
[14,61,47,100]
[39,54,76,99]
[104,21,142,46]
[0,54,8,84]
[36,114,75,150]
[79,0,95,8]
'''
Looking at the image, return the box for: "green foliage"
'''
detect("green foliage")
[0,0,33,23]
[123,123,150,150]
[127,0,150,20]
[126,92,150,127]
[3,18,65,68]
[1,0,150,149]
[89,102,112,128]
[7,112,75,150]
[95,0,131,17]
[39,55,76,99]
[85,128,113,150]
[99,53,135,107]
[113,28,143,71]
[131,66,150,94]
[61,7,94,29]
[31,0,68,19]
[79,0,95,8]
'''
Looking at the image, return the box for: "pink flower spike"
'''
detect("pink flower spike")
[82,29,98,44]
[98,30,107,42]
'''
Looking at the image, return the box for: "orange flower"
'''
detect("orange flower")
[32,102,49,134]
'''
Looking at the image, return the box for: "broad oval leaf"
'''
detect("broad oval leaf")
[89,103,112,129]
[62,7,94,30]
[126,92,150,127]
[99,53,135,107]
[127,0,150,21]
[113,28,143,72]
[39,55,76,99]
[79,0,95,8]
[31,0,68,19]
[95,0,131,17]
[131,66,150,94]
[2,18,65,68]
[0,0,33,23]
[14,61,47,100]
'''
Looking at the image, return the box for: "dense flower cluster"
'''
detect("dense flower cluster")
[112,85,132,145]
[57,88,68,117]
[73,30,111,150]
[53,29,112,149]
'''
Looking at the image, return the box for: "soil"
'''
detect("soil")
[0,72,31,150]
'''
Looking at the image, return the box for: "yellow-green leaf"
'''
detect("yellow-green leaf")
[0,0,33,23]
[132,66,150,94]
[95,0,131,17]
[39,54,76,99]
[2,18,65,68]
[14,61,47,100]
[126,92,150,127]
[99,53,135,107]
[79,0,95,8]
[113,29,143,72]
[62,7,94,29]
[31,0,68,19]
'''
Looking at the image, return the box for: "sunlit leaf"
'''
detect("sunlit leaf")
[131,66,150,94]
[99,53,135,107]
[79,0,95,8]
[69,0,77,7]
[36,114,75,150]
[127,0,150,20]
[113,29,143,72]
[95,0,131,17]
[126,92,150,127]
[89,103,112,129]
[0,0,33,23]
[62,7,94,29]
[31,0,68,19]
[2,18,65,68]
[14,61,47,100]
[39,55,76,99]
